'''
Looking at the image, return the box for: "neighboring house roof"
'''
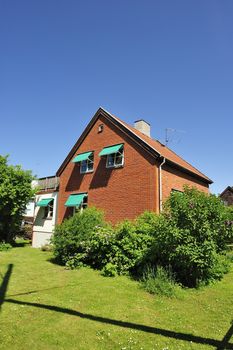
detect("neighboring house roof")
[57,107,213,184]
[220,186,233,197]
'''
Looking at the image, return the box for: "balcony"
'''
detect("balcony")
[35,176,59,192]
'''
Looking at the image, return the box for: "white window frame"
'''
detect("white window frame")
[80,154,94,174]
[72,195,88,215]
[106,148,124,168]
[43,200,54,219]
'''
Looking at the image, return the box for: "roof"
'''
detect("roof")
[220,186,233,197]
[57,107,213,184]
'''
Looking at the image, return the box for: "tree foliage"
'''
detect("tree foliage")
[145,187,233,287]
[0,155,35,242]
[52,207,107,264]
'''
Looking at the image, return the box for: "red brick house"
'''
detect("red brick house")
[56,107,212,224]
[220,186,233,206]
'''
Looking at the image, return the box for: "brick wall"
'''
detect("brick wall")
[58,115,158,224]
[162,163,209,203]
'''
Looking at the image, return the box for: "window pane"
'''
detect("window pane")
[44,207,49,218]
[81,160,87,173]
[115,154,123,165]
[87,161,94,171]
[49,203,53,217]
[107,154,115,167]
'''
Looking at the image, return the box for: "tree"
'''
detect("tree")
[0,155,35,243]
[148,187,233,287]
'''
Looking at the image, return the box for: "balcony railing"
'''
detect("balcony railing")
[36,176,59,191]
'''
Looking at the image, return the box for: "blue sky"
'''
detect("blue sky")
[1,0,233,194]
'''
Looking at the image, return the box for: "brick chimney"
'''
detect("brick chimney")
[134,119,151,137]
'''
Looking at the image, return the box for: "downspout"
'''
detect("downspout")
[159,157,166,213]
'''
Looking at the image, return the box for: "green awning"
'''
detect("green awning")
[72,151,93,163]
[65,193,87,207]
[36,198,53,207]
[99,144,123,157]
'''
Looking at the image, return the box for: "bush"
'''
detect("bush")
[109,220,153,274]
[0,242,12,251]
[101,263,117,277]
[52,190,232,288]
[142,266,180,297]
[65,253,85,270]
[64,219,154,275]
[141,187,233,287]
[207,254,230,282]
[52,207,107,264]
[52,209,156,275]
[86,226,116,269]
[87,218,154,275]
[165,187,233,252]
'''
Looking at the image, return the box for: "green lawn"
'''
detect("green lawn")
[0,244,233,350]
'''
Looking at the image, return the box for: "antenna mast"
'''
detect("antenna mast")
[165,128,185,146]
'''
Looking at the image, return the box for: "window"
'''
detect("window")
[171,189,183,194]
[73,195,88,215]
[106,147,124,168]
[98,124,104,133]
[43,200,54,219]
[80,153,94,174]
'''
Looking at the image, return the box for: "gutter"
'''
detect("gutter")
[159,157,166,212]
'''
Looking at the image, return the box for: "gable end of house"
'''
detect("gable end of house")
[56,107,212,185]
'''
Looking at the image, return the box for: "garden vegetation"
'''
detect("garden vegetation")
[52,187,233,291]
[0,155,35,243]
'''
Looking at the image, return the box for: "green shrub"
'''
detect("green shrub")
[0,242,12,251]
[165,186,233,252]
[141,187,233,287]
[109,220,153,275]
[142,266,180,297]
[135,211,160,236]
[75,219,153,274]
[87,226,116,269]
[52,209,156,275]
[226,251,233,263]
[101,263,117,277]
[65,253,86,270]
[52,207,106,264]
[207,254,230,282]
[51,189,232,288]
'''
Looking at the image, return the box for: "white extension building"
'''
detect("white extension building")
[32,176,59,248]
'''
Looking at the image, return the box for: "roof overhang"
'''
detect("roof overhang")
[165,158,213,185]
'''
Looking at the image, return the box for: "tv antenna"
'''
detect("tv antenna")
[165,128,185,146]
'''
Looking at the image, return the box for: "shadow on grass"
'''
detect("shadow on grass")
[7,284,77,298]
[4,298,233,349]
[47,256,64,266]
[0,264,13,309]
[216,322,233,350]
[1,265,233,349]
